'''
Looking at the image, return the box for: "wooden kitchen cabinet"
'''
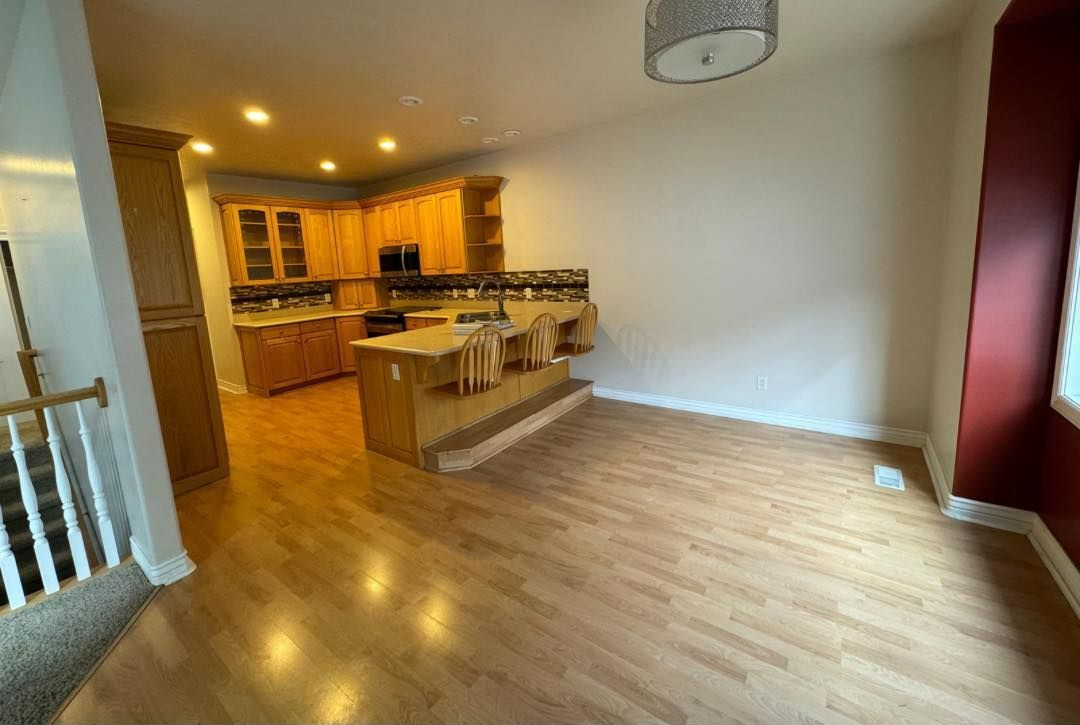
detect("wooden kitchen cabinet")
[405,318,427,331]
[220,202,312,284]
[414,194,443,275]
[361,206,383,274]
[335,316,367,372]
[379,204,400,245]
[107,122,229,495]
[332,279,382,310]
[395,198,417,244]
[332,209,369,279]
[436,190,467,274]
[302,330,340,380]
[263,336,307,390]
[303,208,338,280]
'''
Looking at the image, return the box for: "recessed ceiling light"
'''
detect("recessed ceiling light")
[398,96,424,107]
[244,108,270,124]
[319,160,336,171]
[378,138,397,152]
[481,137,500,144]
[457,116,479,126]
[502,129,521,137]
[190,141,214,154]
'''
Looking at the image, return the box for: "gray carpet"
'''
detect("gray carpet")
[0,561,156,725]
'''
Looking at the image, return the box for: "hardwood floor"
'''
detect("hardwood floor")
[57,376,1080,724]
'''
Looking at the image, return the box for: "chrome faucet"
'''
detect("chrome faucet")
[477,280,505,319]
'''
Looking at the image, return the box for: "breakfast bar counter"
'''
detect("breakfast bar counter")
[349,301,588,467]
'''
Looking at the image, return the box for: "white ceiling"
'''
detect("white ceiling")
[84,0,976,186]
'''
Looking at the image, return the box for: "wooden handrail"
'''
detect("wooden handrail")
[0,377,108,417]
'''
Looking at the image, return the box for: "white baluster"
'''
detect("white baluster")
[44,407,91,581]
[75,401,119,567]
[8,415,59,594]
[0,499,25,609]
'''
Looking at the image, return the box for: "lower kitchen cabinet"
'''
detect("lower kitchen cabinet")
[302,330,340,380]
[236,317,348,395]
[335,316,367,372]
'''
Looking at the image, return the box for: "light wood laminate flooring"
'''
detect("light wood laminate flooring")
[57,376,1080,724]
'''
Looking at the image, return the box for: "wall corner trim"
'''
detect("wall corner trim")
[922,438,1036,533]
[1029,517,1080,619]
[592,387,927,446]
[217,379,248,395]
[130,538,196,586]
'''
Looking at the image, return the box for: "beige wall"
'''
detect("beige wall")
[363,40,961,432]
[926,0,1008,489]
[180,168,358,388]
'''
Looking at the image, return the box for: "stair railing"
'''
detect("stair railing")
[0,378,118,609]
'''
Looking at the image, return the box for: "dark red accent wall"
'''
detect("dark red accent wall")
[951,1,1080,563]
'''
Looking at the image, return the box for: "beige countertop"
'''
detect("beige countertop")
[352,301,587,357]
[232,306,366,329]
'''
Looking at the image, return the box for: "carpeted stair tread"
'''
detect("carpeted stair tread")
[0,462,56,496]
[8,516,70,551]
[1,488,62,523]
[0,443,52,477]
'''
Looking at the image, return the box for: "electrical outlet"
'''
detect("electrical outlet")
[391,289,398,299]
[467,288,476,299]
[525,287,533,300]
[270,297,280,309]
[390,363,400,381]
[756,375,768,391]
[452,289,460,299]
[323,293,331,303]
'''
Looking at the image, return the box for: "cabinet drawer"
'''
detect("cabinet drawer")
[300,318,336,335]
[260,324,301,341]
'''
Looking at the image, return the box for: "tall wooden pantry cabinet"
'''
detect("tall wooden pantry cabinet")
[106,122,229,495]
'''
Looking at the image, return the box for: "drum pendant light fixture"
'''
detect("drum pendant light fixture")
[644,0,779,84]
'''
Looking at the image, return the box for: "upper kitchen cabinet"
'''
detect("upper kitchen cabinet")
[303,208,338,280]
[271,207,310,282]
[332,208,370,279]
[361,206,384,271]
[360,176,505,275]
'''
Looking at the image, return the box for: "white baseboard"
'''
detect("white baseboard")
[130,538,196,586]
[592,387,927,447]
[1029,517,1080,619]
[922,438,1035,533]
[217,379,248,395]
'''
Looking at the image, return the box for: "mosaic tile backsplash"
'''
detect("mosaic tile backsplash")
[230,270,589,312]
[388,269,588,302]
[231,282,330,313]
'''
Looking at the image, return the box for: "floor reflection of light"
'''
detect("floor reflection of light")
[265,629,297,677]
[317,685,356,722]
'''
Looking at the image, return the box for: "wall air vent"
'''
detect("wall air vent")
[873,465,905,491]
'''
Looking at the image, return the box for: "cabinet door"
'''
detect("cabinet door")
[333,209,369,279]
[335,316,367,372]
[109,142,204,320]
[395,198,417,244]
[334,280,361,310]
[361,206,383,276]
[359,279,378,308]
[414,194,443,275]
[263,336,307,390]
[303,208,338,280]
[436,190,466,274]
[230,205,279,284]
[271,207,311,282]
[379,204,400,245]
[142,317,229,493]
[302,330,341,380]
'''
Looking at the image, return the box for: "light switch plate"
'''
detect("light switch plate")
[390,363,400,381]
[270,298,280,309]
[452,289,460,299]
[525,287,533,300]
[466,288,476,299]
[323,293,331,303]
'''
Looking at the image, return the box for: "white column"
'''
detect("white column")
[75,401,120,567]
[8,416,59,593]
[43,407,91,580]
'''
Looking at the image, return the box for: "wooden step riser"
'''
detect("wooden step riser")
[425,382,593,472]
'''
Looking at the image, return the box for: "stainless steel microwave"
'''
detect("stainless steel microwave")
[378,243,421,277]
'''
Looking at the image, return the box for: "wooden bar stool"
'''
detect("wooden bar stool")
[442,326,507,396]
[555,303,597,357]
[506,313,559,373]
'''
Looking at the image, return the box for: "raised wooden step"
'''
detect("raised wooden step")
[423,379,593,472]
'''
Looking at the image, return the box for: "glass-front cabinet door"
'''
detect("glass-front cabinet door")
[272,207,310,282]
[236,205,277,284]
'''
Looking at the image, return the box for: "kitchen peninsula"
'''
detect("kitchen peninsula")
[352,301,592,469]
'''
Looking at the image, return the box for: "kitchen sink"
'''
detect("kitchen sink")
[455,311,511,324]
